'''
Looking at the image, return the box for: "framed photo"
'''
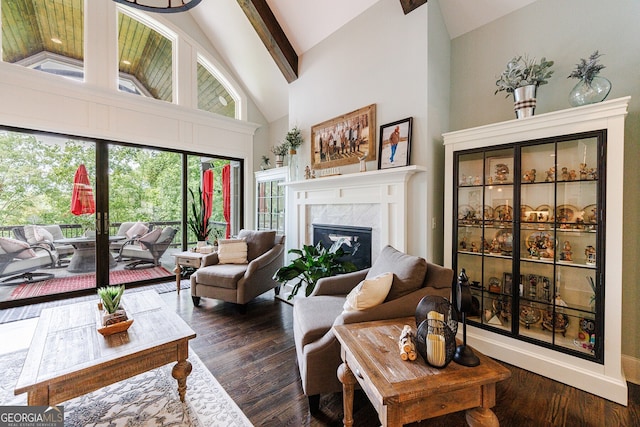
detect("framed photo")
[378,117,412,170]
[311,104,376,170]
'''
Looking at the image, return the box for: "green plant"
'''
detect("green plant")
[284,126,304,151]
[270,143,288,157]
[187,186,212,242]
[273,238,358,299]
[495,55,555,97]
[98,285,125,314]
[568,51,605,84]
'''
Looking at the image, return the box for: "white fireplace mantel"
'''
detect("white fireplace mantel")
[282,165,426,259]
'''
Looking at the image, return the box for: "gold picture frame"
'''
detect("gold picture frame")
[310,104,376,170]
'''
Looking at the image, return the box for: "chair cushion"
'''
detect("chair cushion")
[138,228,161,248]
[34,226,54,242]
[194,264,248,289]
[237,229,276,261]
[217,239,248,264]
[126,222,149,239]
[40,225,64,241]
[343,272,393,312]
[157,227,175,243]
[0,237,36,259]
[23,225,40,245]
[366,245,427,301]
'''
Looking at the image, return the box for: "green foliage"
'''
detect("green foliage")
[495,55,555,97]
[98,285,125,314]
[270,143,288,157]
[568,51,605,84]
[284,126,304,150]
[187,186,211,241]
[273,238,358,299]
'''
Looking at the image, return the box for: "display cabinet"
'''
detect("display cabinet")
[255,167,287,234]
[444,97,629,405]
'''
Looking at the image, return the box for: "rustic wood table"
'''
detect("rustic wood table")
[14,290,197,406]
[333,317,511,427]
[171,251,205,294]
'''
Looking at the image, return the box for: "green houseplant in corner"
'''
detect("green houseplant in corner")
[273,237,358,300]
[187,186,212,246]
[495,54,554,118]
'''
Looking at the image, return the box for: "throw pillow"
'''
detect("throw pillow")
[367,245,427,301]
[217,238,248,264]
[0,237,37,259]
[138,228,162,248]
[34,226,54,242]
[23,225,39,245]
[343,272,394,312]
[237,229,276,261]
[126,222,149,239]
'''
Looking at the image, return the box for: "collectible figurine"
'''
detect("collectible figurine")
[304,165,312,180]
[545,166,555,182]
[523,168,536,183]
[494,163,509,182]
[579,163,588,180]
[560,167,570,181]
[560,241,573,262]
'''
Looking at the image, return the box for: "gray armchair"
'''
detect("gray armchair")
[190,229,285,311]
[292,245,454,412]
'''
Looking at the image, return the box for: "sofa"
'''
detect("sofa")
[190,229,285,310]
[292,245,454,412]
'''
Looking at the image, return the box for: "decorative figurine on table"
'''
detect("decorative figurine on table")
[579,163,588,180]
[304,165,311,180]
[494,163,509,182]
[560,241,573,262]
[473,176,481,185]
[585,245,596,265]
[545,166,555,182]
[560,167,570,181]
[522,168,536,183]
[459,237,468,250]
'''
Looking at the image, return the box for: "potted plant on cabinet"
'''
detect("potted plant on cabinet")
[495,55,554,118]
[270,143,288,168]
[284,126,304,181]
[568,50,611,106]
[273,237,358,300]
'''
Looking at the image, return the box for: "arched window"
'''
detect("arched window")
[197,57,238,119]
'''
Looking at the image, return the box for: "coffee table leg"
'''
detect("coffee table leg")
[27,387,49,406]
[465,407,499,427]
[337,362,357,427]
[172,359,193,402]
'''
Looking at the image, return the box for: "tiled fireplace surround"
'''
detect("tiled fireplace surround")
[283,165,425,264]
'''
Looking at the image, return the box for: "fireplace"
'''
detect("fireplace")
[313,224,372,270]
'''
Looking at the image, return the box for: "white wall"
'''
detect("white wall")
[288,0,449,260]
[449,0,640,367]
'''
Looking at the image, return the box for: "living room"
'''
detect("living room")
[1,0,639,425]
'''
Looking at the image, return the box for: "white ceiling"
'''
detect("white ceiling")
[190,0,538,123]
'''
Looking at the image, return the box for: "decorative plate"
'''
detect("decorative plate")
[535,204,553,222]
[582,204,597,224]
[542,311,570,336]
[494,229,513,254]
[556,204,578,223]
[519,305,541,327]
[520,205,534,222]
[482,205,494,220]
[458,204,477,221]
[526,231,555,259]
[493,205,513,221]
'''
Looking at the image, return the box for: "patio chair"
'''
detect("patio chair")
[111,222,151,259]
[13,225,74,267]
[0,237,59,284]
[119,226,177,270]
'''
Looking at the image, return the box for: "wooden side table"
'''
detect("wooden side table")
[172,251,205,294]
[333,317,511,427]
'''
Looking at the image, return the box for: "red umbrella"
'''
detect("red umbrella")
[202,169,214,230]
[71,164,96,215]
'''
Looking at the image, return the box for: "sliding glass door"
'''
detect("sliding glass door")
[0,127,243,306]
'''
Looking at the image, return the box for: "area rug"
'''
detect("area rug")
[9,266,172,300]
[0,347,253,427]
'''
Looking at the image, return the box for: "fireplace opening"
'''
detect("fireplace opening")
[312,224,372,270]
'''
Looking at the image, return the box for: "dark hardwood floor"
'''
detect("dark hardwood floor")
[158,287,640,427]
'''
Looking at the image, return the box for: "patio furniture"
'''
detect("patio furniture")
[53,235,125,273]
[13,225,74,267]
[111,221,151,258]
[190,230,285,310]
[0,237,58,284]
[119,226,177,270]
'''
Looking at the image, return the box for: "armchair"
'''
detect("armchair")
[0,237,58,284]
[13,225,74,267]
[190,229,285,311]
[292,245,454,412]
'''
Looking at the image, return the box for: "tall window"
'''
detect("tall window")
[118,11,173,102]
[1,0,84,79]
[197,60,236,118]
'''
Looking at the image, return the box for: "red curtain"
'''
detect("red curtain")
[222,164,231,238]
[202,169,214,231]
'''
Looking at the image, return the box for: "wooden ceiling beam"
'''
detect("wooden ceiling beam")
[399,0,428,15]
[237,0,298,83]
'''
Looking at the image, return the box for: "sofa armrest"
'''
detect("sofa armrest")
[424,262,455,289]
[245,243,284,277]
[311,269,369,297]
[334,285,451,326]
[201,252,219,267]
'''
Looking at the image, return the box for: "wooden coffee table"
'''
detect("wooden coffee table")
[334,317,511,427]
[14,290,196,406]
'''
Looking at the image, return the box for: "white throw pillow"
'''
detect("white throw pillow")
[23,225,39,245]
[138,228,162,248]
[217,238,248,264]
[34,226,54,242]
[126,222,148,239]
[343,272,394,312]
[0,237,37,259]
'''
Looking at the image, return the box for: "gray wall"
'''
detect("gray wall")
[449,0,640,361]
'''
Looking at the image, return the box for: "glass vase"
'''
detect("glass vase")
[288,149,299,181]
[568,76,611,107]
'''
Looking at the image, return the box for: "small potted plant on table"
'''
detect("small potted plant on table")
[495,55,554,118]
[97,285,133,335]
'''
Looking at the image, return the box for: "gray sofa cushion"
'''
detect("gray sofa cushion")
[237,229,276,261]
[366,245,427,301]
[194,264,247,289]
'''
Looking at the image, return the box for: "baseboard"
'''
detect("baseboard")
[622,354,640,385]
